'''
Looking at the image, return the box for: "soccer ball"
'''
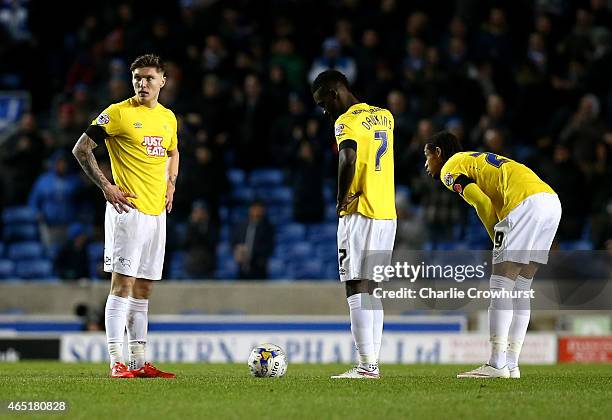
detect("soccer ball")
[247,343,287,378]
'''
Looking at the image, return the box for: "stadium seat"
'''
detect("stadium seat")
[219,225,231,241]
[3,224,38,242]
[7,241,45,260]
[214,258,238,279]
[268,258,287,280]
[307,223,337,239]
[324,204,337,221]
[323,262,339,280]
[276,223,306,242]
[0,259,15,279]
[15,259,54,280]
[259,186,292,204]
[559,240,593,251]
[313,243,337,263]
[230,206,249,223]
[87,241,104,263]
[216,241,232,258]
[219,206,230,222]
[227,168,246,186]
[291,260,323,280]
[169,251,186,280]
[231,186,255,204]
[2,206,38,224]
[267,205,292,225]
[0,242,3,258]
[249,168,284,187]
[290,242,313,259]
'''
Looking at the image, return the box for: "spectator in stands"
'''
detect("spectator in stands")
[28,151,83,251]
[290,138,324,223]
[470,94,511,147]
[308,37,357,85]
[184,201,218,279]
[54,223,91,280]
[176,144,229,222]
[269,38,305,91]
[559,93,607,173]
[232,74,272,169]
[397,118,434,185]
[0,113,46,205]
[394,193,427,251]
[539,144,588,240]
[232,201,275,279]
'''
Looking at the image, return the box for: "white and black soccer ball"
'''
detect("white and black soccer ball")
[247,343,287,378]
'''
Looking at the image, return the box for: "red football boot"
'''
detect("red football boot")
[130,362,176,378]
[110,362,135,378]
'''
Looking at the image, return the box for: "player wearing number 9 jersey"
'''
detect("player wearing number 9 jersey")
[312,70,396,379]
[424,131,561,380]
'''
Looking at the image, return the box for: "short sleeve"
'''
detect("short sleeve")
[90,104,121,137]
[440,159,463,193]
[167,113,178,152]
[334,115,359,146]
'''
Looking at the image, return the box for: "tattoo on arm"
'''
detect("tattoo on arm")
[168,175,177,186]
[72,134,110,190]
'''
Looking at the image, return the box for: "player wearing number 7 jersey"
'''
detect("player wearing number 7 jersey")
[312,70,396,379]
[424,131,561,379]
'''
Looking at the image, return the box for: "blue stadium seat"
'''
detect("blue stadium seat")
[268,258,287,280]
[227,169,246,186]
[169,251,186,279]
[219,225,231,241]
[2,206,38,224]
[8,241,45,260]
[307,223,337,239]
[559,240,594,251]
[15,259,54,280]
[219,206,230,222]
[323,183,335,201]
[231,186,255,204]
[277,223,306,242]
[214,258,238,279]
[259,187,292,204]
[313,243,337,263]
[87,241,104,263]
[324,204,337,221]
[216,241,232,258]
[230,206,249,223]
[3,223,38,242]
[0,259,15,279]
[249,168,284,187]
[323,262,339,280]
[0,242,3,258]
[290,242,313,259]
[291,260,324,280]
[267,205,292,225]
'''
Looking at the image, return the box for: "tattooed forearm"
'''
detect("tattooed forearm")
[72,134,111,190]
[167,148,180,188]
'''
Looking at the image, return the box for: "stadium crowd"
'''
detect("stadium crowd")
[0,0,611,280]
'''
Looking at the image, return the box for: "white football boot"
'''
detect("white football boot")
[509,366,521,378]
[331,364,380,379]
[457,364,510,379]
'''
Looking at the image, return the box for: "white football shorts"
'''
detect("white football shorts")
[104,203,166,280]
[337,213,397,282]
[492,192,562,265]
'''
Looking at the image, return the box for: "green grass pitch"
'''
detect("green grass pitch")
[1,362,611,419]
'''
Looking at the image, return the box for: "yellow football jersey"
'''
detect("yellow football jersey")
[91,96,178,215]
[334,103,396,219]
[440,151,555,221]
